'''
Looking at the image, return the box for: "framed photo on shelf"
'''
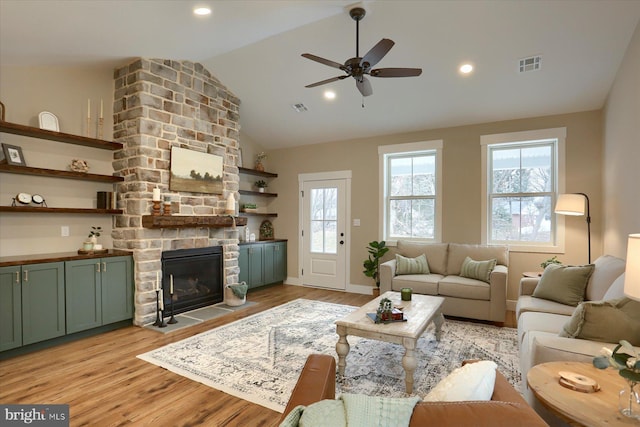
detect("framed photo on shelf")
[1,143,26,166]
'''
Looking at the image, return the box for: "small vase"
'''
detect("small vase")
[255,161,265,172]
[619,380,640,420]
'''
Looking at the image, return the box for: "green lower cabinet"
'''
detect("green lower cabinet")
[101,256,133,324]
[264,242,287,284]
[239,241,287,290]
[0,266,22,351]
[21,262,66,346]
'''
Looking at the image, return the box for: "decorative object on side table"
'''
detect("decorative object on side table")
[259,219,274,240]
[363,240,389,296]
[69,159,89,173]
[593,340,640,419]
[1,143,26,166]
[255,152,267,172]
[540,256,562,269]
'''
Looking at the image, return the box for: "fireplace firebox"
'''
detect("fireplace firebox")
[161,246,223,315]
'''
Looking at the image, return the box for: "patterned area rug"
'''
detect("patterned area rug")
[137,299,520,413]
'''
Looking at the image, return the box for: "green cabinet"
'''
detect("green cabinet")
[65,256,132,333]
[0,266,22,351]
[239,241,287,289]
[20,262,66,346]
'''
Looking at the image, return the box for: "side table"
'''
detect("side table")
[527,361,636,426]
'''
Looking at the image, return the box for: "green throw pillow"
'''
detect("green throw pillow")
[533,264,595,306]
[460,257,496,283]
[559,298,640,346]
[396,254,430,275]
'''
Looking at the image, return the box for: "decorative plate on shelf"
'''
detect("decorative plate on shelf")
[38,111,59,132]
[259,219,274,240]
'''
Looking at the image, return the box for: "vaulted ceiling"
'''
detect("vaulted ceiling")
[1,1,639,149]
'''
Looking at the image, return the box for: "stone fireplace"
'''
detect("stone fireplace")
[111,58,242,325]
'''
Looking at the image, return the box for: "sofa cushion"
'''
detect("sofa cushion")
[396,253,430,275]
[515,295,576,319]
[423,360,497,402]
[392,274,442,295]
[559,297,640,345]
[439,276,491,301]
[517,311,569,346]
[586,255,626,301]
[603,273,626,300]
[397,241,449,275]
[460,257,496,283]
[447,244,508,276]
[532,264,595,306]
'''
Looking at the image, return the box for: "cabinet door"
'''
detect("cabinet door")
[248,245,264,288]
[274,242,287,283]
[238,246,250,285]
[0,266,22,351]
[22,262,65,345]
[101,256,133,324]
[65,259,102,334]
[263,244,276,285]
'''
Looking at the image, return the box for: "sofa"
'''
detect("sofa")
[379,241,509,323]
[279,354,547,426]
[516,255,640,424]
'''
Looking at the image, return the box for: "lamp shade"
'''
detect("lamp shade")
[555,194,585,216]
[624,233,640,301]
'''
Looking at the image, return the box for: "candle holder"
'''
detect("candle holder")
[97,117,104,140]
[152,200,161,216]
[158,310,167,328]
[163,201,171,216]
[153,290,162,326]
[168,291,178,324]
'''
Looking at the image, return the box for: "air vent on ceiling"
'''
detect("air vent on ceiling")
[291,103,308,113]
[519,55,542,73]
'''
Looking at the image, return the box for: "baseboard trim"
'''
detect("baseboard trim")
[507,299,517,311]
[283,278,372,295]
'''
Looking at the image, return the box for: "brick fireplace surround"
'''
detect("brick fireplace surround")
[111,58,242,325]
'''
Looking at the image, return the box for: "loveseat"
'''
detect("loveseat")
[516,255,640,423]
[279,354,547,426]
[379,241,509,323]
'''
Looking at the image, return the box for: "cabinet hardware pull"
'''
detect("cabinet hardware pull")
[102,262,107,272]
[96,262,101,273]
[15,271,19,283]
[23,270,28,282]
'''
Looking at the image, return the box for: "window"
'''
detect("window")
[481,128,566,252]
[379,140,443,243]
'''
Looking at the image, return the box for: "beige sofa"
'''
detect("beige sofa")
[516,255,640,424]
[379,241,509,323]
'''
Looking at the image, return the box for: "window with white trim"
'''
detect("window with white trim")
[481,128,566,252]
[379,140,443,243]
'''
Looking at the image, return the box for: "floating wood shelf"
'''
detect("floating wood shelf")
[239,189,278,197]
[0,206,123,214]
[0,120,122,150]
[142,215,248,229]
[239,212,278,217]
[0,164,124,183]
[238,167,278,178]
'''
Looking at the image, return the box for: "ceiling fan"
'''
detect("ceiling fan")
[302,6,422,97]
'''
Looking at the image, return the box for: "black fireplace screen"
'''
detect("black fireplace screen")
[161,246,223,315]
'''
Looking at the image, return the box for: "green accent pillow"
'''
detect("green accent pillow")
[559,298,640,346]
[532,263,595,306]
[396,254,430,275]
[460,256,496,283]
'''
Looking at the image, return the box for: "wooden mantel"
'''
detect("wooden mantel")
[142,215,247,229]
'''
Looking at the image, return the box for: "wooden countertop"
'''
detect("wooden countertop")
[239,239,288,246]
[0,250,133,267]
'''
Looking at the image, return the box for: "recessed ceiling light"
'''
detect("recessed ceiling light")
[459,63,474,74]
[324,90,336,100]
[194,7,211,16]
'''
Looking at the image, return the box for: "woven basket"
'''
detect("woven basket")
[224,285,246,307]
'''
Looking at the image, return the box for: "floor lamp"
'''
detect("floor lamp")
[624,234,640,301]
[555,193,591,264]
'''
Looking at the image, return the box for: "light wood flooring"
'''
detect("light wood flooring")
[0,285,516,426]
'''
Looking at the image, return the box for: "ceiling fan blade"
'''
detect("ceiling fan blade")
[301,53,345,70]
[356,76,373,97]
[370,68,423,78]
[305,75,348,88]
[360,39,395,69]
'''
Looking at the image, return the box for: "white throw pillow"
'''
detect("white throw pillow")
[423,360,497,402]
[603,273,626,301]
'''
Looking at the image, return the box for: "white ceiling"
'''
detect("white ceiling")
[1,1,639,149]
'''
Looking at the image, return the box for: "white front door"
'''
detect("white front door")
[300,174,350,290]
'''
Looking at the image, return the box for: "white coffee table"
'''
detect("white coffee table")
[335,291,445,394]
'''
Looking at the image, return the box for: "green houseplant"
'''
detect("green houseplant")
[540,256,562,269]
[254,180,267,192]
[363,241,389,293]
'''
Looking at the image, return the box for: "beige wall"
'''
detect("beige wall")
[269,110,603,303]
[603,20,640,257]
[0,64,117,256]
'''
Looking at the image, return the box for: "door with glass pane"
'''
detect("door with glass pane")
[302,179,346,290]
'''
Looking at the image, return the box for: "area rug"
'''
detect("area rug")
[137,299,520,413]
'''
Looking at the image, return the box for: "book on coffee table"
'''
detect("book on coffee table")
[366,312,407,324]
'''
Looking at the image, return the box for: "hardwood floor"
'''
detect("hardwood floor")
[0,285,516,426]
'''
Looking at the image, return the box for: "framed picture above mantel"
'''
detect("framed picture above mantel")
[169,146,223,194]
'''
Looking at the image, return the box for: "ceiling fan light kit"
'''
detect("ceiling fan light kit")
[302,6,422,97]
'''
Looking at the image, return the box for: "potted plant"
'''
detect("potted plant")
[89,226,103,250]
[540,256,562,269]
[254,180,268,193]
[363,240,389,296]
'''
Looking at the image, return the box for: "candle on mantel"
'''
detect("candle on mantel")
[159,289,164,311]
[100,99,103,119]
[152,187,161,201]
[87,99,90,119]
[170,274,174,294]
